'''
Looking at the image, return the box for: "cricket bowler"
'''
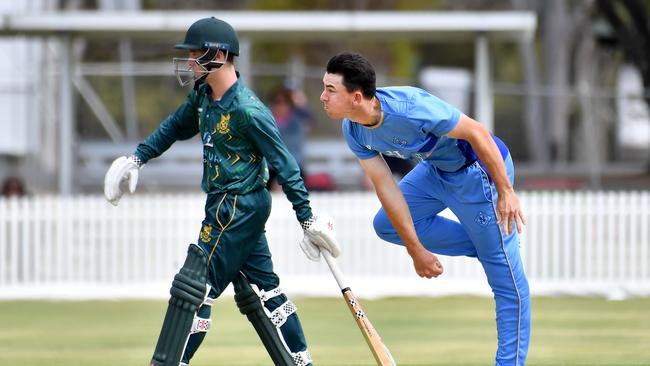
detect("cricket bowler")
[104,17,339,366]
[320,52,531,366]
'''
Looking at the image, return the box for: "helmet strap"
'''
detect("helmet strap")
[198,48,227,71]
[193,76,206,90]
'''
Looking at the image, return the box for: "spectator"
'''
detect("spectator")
[1,176,27,197]
[266,84,314,189]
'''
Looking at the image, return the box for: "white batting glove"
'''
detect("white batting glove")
[299,214,340,262]
[104,155,143,206]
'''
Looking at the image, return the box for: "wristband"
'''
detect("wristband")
[300,217,315,231]
[129,154,144,168]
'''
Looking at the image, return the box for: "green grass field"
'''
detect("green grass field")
[1,296,649,365]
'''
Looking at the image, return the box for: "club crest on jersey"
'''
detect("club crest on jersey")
[202,131,213,147]
[217,113,231,134]
[392,136,408,147]
[200,224,213,243]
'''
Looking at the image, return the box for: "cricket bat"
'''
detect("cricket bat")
[321,250,397,366]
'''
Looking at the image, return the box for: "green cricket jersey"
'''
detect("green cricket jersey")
[134,79,312,222]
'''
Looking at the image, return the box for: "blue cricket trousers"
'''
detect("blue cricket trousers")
[373,154,531,366]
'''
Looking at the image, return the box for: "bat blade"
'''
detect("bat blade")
[321,251,396,365]
[341,287,396,366]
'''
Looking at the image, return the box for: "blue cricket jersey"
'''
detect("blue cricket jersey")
[342,86,508,173]
[355,86,530,365]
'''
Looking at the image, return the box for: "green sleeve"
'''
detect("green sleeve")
[244,107,313,223]
[134,92,200,163]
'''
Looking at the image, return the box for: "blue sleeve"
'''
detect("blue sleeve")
[342,119,378,160]
[409,90,461,137]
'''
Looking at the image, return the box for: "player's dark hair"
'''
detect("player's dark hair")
[226,51,235,63]
[326,52,376,99]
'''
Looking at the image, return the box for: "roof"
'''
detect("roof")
[0,10,537,42]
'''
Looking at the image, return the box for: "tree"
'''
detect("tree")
[596,0,650,169]
[596,0,650,106]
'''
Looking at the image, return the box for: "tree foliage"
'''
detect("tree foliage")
[596,0,650,106]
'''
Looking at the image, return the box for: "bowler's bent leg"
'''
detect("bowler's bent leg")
[374,210,477,257]
[373,163,477,257]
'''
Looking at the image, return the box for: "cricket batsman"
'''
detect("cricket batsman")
[103,17,339,366]
[319,52,530,365]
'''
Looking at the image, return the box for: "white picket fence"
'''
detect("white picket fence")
[1,191,649,300]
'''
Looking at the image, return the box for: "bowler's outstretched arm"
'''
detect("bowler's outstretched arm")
[358,155,443,279]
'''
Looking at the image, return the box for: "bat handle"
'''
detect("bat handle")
[321,250,349,290]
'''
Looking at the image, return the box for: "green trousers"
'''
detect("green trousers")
[181,188,309,364]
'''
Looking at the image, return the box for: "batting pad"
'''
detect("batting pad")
[150,244,208,366]
[233,273,297,365]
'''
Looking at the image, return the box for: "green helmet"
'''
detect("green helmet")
[175,17,239,56]
[173,17,239,87]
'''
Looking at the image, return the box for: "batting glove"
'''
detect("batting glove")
[299,214,340,261]
[104,155,143,206]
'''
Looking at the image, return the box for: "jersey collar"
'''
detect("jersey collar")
[365,110,384,129]
[217,78,241,108]
[201,72,241,109]
[354,96,384,129]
